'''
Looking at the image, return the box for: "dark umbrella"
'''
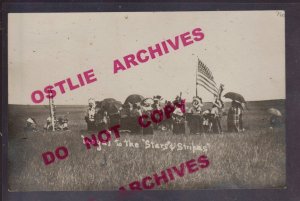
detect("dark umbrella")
[96,99,115,108]
[124,94,144,105]
[103,98,116,103]
[96,99,122,115]
[224,92,246,103]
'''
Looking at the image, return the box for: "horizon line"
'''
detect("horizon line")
[8,98,285,106]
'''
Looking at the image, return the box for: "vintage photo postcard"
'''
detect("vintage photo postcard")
[7,11,285,191]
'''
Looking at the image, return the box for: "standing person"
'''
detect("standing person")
[85,98,96,131]
[152,97,161,130]
[202,110,211,133]
[164,101,173,131]
[227,101,242,132]
[172,106,185,134]
[173,95,181,106]
[211,103,222,134]
[95,110,109,131]
[188,96,203,134]
[131,103,142,133]
[120,103,132,132]
[238,103,245,131]
[109,110,120,128]
[141,103,154,135]
[211,95,223,134]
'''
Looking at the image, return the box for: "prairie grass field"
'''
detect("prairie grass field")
[7,100,285,191]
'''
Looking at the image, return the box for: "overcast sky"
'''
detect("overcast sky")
[8,11,285,105]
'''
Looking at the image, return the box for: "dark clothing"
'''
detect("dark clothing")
[129,117,141,133]
[270,116,281,128]
[212,116,222,133]
[120,117,131,131]
[85,118,96,131]
[189,115,202,134]
[173,121,185,134]
[142,125,154,135]
[109,114,120,127]
[172,114,185,134]
[130,109,142,133]
[141,109,154,135]
[239,113,243,130]
[227,105,242,132]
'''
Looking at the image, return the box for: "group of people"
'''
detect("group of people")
[24,116,69,132]
[84,93,245,135]
[85,96,181,134]
[23,93,282,134]
[187,95,245,134]
[43,116,69,131]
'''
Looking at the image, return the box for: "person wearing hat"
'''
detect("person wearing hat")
[211,97,223,134]
[202,110,212,133]
[188,96,203,134]
[25,117,38,132]
[120,103,133,132]
[130,103,142,133]
[172,105,186,134]
[163,100,173,131]
[85,98,96,131]
[152,96,163,130]
[141,101,154,135]
[173,95,181,105]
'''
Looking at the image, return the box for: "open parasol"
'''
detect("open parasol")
[124,94,144,105]
[108,102,122,114]
[96,99,122,115]
[268,108,282,117]
[224,92,246,103]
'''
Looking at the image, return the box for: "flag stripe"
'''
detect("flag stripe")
[196,79,218,94]
[197,73,217,88]
[197,83,218,96]
[198,60,215,81]
[197,59,219,96]
[198,66,215,83]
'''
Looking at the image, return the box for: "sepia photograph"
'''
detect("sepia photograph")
[7,11,285,191]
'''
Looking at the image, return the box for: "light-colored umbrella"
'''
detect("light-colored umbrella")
[268,108,282,117]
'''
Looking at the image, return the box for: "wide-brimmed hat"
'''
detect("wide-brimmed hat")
[88,98,96,106]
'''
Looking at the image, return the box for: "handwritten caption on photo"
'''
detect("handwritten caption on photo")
[82,137,210,154]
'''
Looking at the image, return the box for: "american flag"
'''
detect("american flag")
[196,59,219,96]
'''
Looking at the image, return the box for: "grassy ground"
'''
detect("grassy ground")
[7,100,285,191]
